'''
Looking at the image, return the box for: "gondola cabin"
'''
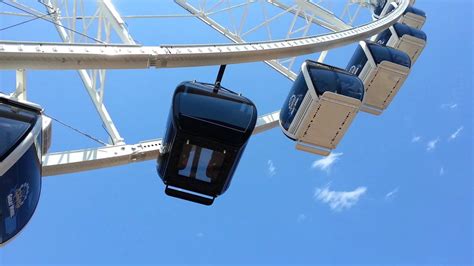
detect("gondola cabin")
[279,61,364,156]
[0,94,50,246]
[157,81,257,205]
[373,0,416,16]
[375,23,427,63]
[374,1,426,29]
[346,41,411,115]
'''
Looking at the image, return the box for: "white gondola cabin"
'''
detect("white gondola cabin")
[375,23,427,63]
[279,61,364,156]
[346,41,412,115]
[374,0,426,29]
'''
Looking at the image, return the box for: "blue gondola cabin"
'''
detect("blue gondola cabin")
[375,22,427,63]
[347,41,412,115]
[374,1,426,30]
[279,61,364,156]
[0,94,51,246]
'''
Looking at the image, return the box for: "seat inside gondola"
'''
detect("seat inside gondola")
[157,80,257,205]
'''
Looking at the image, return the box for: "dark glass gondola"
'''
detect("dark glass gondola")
[279,60,364,156]
[375,22,427,63]
[374,1,426,29]
[346,41,411,115]
[0,94,43,246]
[157,81,257,205]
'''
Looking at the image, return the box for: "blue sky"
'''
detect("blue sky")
[0,0,472,264]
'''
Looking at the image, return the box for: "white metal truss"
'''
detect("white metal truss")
[0,0,410,176]
[175,0,353,81]
[42,111,280,176]
[2,0,137,145]
[44,0,137,145]
[0,1,408,70]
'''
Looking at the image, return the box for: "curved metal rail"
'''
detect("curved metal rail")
[0,0,409,70]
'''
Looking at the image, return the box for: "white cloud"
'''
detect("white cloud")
[439,167,444,176]
[448,126,464,141]
[311,152,343,172]
[411,136,421,143]
[426,138,440,151]
[297,214,307,223]
[267,160,276,177]
[441,103,458,109]
[314,186,367,211]
[385,187,399,200]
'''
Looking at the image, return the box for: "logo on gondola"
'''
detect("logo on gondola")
[288,94,302,116]
[6,182,30,218]
[348,65,360,75]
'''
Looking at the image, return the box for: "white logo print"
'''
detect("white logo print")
[7,182,30,218]
[288,94,302,116]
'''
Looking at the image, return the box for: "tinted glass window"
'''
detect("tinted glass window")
[178,92,254,132]
[309,66,364,100]
[280,73,309,131]
[375,28,393,46]
[0,117,30,160]
[0,103,37,160]
[337,72,365,100]
[178,143,225,183]
[368,43,411,68]
[386,3,395,14]
[346,45,368,76]
[0,145,41,245]
[309,67,338,96]
[393,23,427,40]
[405,6,426,17]
[388,5,426,17]
[373,0,387,15]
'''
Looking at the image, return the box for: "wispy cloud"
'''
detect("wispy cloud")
[267,160,276,177]
[441,103,458,109]
[439,167,445,176]
[448,126,464,141]
[297,214,307,223]
[426,138,440,151]
[314,186,367,212]
[311,152,343,172]
[385,187,399,201]
[196,232,204,238]
[411,136,421,143]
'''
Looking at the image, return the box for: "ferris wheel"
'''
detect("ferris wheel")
[0,0,427,245]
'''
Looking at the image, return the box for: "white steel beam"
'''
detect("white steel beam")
[12,69,27,101]
[175,0,297,80]
[0,0,409,71]
[42,111,282,176]
[43,0,125,145]
[99,0,136,45]
[0,0,410,70]
[269,0,351,32]
[253,110,280,134]
[42,139,162,176]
